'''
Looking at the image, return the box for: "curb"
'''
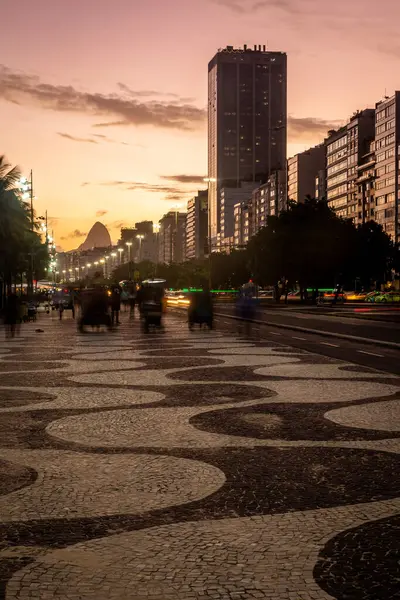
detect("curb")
[214,311,400,351]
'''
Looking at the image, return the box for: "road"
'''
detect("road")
[0,310,399,599]
[214,303,400,376]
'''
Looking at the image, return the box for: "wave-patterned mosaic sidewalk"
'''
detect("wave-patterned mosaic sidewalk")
[0,312,399,599]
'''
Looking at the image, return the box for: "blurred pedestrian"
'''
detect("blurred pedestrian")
[4,292,20,338]
[58,301,64,320]
[110,283,122,325]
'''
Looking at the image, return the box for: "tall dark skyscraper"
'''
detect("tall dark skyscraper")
[208,45,287,244]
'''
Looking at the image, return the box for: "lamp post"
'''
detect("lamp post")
[136,235,144,263]
[117,248,124,266]
[152,223,160,275]
[20,172,35,293]
[126,242,133,280]
[111,252,117,271]
[104,256,110,279]
[170,204,183,263]
[203,177,216,289]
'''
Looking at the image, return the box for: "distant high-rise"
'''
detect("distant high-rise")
[158,211,186,265]
[288,145,325,204]
[186,190,208,260]
[208,45,287,245]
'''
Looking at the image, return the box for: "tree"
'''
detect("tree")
[0,156,48,301]
[353,221,395,289]
[248,198,367,299]
[210,250,250,289]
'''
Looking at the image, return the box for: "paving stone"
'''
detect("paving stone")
[0,313,399,600]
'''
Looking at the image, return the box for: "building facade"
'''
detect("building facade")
[232,170,287,247]
[220,182,259,246]
[251,170,287,235]
[119,222,158,264]
[208,45,287,246]
[186,190,208,260]
[355,140,376,226]
[158,211,187,264]
[325,109,375,219]
[234,201,251,248]
[288,145,325,203]
[373,93,400,242]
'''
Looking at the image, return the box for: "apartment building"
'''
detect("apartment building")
[186,190,208,260]
[325,109,375,219]
[208,45,287,247]
[288,145,325,203]
[373,93,400,241]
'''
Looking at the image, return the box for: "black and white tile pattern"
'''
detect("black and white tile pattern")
[0,312,399,599]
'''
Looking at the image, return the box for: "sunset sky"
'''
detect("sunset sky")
[1,0,399,249]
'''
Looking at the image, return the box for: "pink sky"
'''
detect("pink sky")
[1,0,399,249]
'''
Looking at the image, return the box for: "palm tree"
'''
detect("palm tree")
[0,156,31,297]
[0,157,49,301]
[0,156,26,240]
[0,155,21,191]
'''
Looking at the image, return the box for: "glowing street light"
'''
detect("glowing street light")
[203,177,217,275]
[116,248,123,266]
[136,234,144,262]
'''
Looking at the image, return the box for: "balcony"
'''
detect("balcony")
[356,170,375,183]
[357,159,375,170]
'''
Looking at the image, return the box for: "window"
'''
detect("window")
[327,171,347,188]
[327,147,348,165]
[377,123,386,135]
[376,176,396,190]
[376,180,386,190]
[376,102,395,121]
[376,109,386,122]
[376,195,387,205]
[327,135,347,155]
[328,159,347,176]
[327,184,347,200]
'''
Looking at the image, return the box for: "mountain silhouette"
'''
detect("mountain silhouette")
[78,222,111,250]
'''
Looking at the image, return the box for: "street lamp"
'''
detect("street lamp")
[117,248,124,265]
[152,224,160,271]
[126,242,133,280]
[203,177,217,288]
[19,172,35,292]
[136,234,144,263]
